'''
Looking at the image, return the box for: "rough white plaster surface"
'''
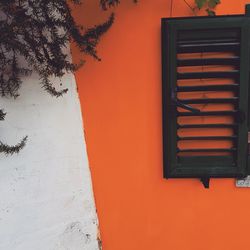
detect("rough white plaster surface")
[0,73,99,250]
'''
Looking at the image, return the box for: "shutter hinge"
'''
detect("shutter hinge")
[200,177,210,189]
[246,4,250,17]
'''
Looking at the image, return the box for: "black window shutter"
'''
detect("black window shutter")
[162,9,250,186]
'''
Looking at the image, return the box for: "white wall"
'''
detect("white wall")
[0,72,100,250]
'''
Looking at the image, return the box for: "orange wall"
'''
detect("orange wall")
[72,1,250,250]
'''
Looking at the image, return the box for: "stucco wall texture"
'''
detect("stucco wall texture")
[0,72,99,250]
[72,1,250,250]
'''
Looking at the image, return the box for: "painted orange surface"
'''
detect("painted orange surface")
[71,1,250,249]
